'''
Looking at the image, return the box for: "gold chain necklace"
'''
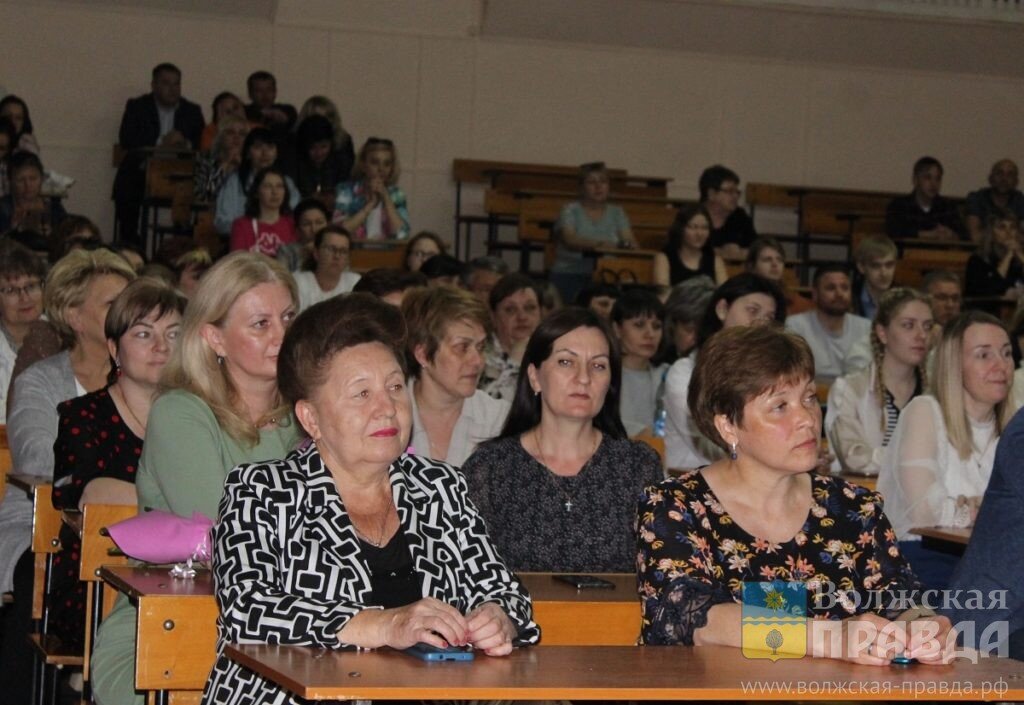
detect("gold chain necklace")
[353,494,394,547]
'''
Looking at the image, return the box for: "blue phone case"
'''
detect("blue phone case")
[403,642,475,662]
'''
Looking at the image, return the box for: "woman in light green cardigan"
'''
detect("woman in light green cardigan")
[91,252,302,705]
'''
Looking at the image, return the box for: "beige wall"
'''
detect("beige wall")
[1,0,1021,244]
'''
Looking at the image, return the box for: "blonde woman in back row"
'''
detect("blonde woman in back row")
[878,310,1015,592]
[825,288,932,476]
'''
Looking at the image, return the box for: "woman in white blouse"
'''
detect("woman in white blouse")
[879,310,1014,591]
[825,288,932,476]
[293,224,361,311]
[401,285,510,467]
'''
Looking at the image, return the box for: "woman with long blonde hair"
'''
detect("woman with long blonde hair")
[92,252,301,705]
[879,310,1015,591]
[825,288,932,476]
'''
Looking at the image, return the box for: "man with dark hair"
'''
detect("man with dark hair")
[885,156,966,241]
[785,264,872,385]
[461,255,509,303]
[921,269,962,329]
[351,267,426,306]
[245,70,297,137]
[965,159,1024,243]
[112,63,205,246]
[698,164,757,262]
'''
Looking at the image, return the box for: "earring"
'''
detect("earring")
[730,442,738,461]
[115,357,122,377]
[534,389,540,397]
[217,355,224,365]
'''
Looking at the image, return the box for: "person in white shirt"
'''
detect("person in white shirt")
[879,311,1014,591]
[293,224,361,311]
[825,288,932,476]
[402,285,510,467]
[663,273,785,470]
[785,265,872,386]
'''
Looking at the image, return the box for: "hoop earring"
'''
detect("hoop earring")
[730,442,738,461]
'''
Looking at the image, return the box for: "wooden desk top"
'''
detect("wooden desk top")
[226,643,1024,701]
[910,526,973,546]
[99,565,213,599]
[520,573,635,603]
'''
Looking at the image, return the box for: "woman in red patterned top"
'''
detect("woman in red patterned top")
[48,279,186,650]
[230,166,296,257]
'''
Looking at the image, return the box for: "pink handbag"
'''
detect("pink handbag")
[106,510,214,563]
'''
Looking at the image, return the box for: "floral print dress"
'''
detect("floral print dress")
[636,471,921,645]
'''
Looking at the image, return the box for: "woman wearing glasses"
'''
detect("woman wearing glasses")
[0,241,45,422]
[333,137,410,240]
[293,224,361,311]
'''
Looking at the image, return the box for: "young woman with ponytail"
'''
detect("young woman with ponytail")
[825,288,933,476]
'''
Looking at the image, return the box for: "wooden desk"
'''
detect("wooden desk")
[99,566,218,695]
[99,567,641,699]
[521,573,638,645]
[910,526,972,556]
[226,643,1024,701]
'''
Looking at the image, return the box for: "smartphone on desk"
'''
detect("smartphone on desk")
[403,642,475,662]
[554,574,616,590]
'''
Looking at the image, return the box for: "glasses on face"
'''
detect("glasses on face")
[320,244,350,258]
[0,280,41,298]
[716,186,741,196]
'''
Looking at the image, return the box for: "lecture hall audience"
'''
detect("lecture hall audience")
[0,249,135,701]
[5,41,1024,701]
[48,279,185,651]
[92,252,301,705]
[202,293,537,704]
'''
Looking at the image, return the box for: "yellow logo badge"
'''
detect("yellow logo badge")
[741,581,807,661]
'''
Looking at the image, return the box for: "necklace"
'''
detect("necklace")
[353,494,394,548]
[112,384,147,434]
[533,428,599,512]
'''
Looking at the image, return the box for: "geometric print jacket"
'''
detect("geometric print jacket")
[202,444,540,705]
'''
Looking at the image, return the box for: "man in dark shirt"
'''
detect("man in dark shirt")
[112,63,205,246]
[699,164,757,262]
[885,156,966,241]
[245,70,297,139]
[965,159,1024,243]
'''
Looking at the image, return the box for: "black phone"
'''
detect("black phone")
[554,574,616,589]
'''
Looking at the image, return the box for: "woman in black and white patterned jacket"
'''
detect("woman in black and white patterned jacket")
[202,292,539,705]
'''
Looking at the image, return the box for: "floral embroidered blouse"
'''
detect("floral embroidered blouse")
[636,471,921,646]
